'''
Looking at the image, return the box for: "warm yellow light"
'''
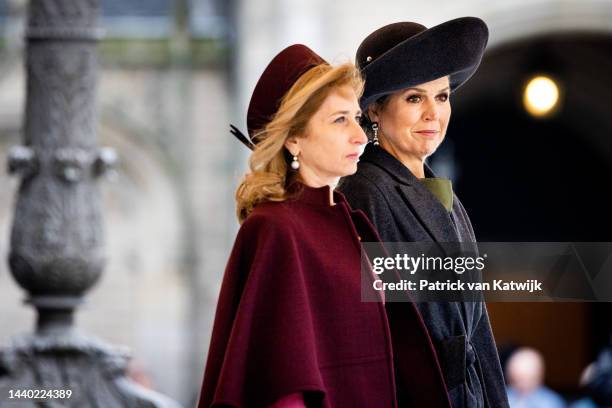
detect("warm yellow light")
[523,76,560,117]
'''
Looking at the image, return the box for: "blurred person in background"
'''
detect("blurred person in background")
[577,341,612,407]
[197,44,453,408]
[506,347,565,408]
[568,363,598,408]
[339,17,508,408]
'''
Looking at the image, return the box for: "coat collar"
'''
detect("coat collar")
[360,144,460,242]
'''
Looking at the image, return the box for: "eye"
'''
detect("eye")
[334,116,346,124]
[437,93,449,102]
[406,95,421,103]
[355,114,362,122]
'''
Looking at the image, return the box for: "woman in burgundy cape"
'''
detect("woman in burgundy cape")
[197,44,453,407]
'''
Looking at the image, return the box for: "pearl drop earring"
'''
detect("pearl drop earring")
[291,155,300,170]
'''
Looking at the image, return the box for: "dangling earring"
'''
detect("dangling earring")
[291,155,300,170]
[371,122,380,146]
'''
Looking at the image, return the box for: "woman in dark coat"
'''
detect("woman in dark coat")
[198,44,452,407]
[339,17,510,408]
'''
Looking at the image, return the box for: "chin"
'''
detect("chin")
[422,144,441,157]
[340,165,358,177]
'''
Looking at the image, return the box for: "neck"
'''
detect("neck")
[379,139,426,178]
[298,171,338,205]
[403,158,426,179]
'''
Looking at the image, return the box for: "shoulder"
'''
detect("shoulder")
[340,167,388,197]
[354,161,393,185]
[228,204,302,265]
[536,387,565,405]
[238,201,299,241]
[243,201,292,227]
[339,168,394,210]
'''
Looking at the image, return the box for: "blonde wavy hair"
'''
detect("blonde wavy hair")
[236,62,364,223]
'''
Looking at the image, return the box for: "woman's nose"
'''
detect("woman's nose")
[423,101,440,121]
[352,122,368,144]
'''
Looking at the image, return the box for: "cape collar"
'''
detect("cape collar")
[291,182,385,245]
[291,183,347,207]
[360,143,436,185]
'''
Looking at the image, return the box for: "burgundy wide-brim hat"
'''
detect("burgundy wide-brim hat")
[230,44,326,150]
[357,16,489,111]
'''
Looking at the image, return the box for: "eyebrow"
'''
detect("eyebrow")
[329,110,362,116]
[405,86,450,93]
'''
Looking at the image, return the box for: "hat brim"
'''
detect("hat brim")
[360,17,489,110]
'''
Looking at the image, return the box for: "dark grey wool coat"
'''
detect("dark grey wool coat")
[338,144,509,408]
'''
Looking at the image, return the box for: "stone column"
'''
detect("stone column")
[0,1,181,407]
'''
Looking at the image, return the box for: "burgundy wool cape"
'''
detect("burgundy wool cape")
[197,184,453,408]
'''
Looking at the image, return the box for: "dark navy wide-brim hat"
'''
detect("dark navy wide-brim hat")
[357,16,489,111]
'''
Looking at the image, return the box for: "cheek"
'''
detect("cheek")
[299,139,320,162]
[304,134,343,164]
[441,106,451,128]
[384,107,417,136]
[398,107,420,130]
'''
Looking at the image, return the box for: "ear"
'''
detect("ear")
[367,105,380,123]
[284,136,300,157]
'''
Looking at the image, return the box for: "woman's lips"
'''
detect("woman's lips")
[346,153,360,160]
[415,130,439,137]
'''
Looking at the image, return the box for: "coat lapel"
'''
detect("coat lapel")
[361,144,460,243]
[396,184,460,242]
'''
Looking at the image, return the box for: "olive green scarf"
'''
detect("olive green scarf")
[419,177,454,212]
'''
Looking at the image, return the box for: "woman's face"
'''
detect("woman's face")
[369,76,451,163]
[286,85,367,187]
